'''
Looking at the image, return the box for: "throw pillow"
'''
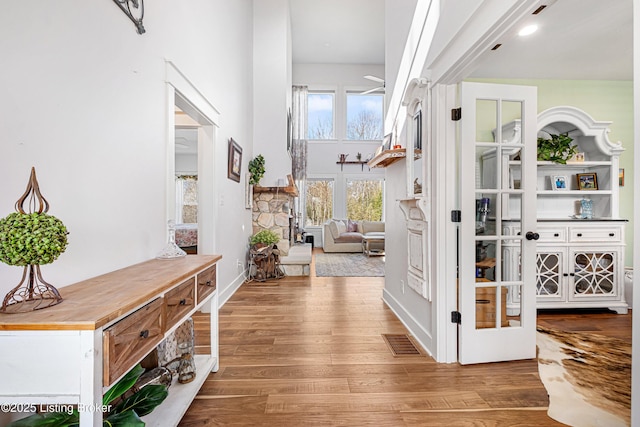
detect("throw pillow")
[347,219,359,232]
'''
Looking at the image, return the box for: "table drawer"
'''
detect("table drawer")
[569,227,621,243]
[537,228,566,243]
[197,264,217,304]
[165,277,195,331]
[103,298,163,386]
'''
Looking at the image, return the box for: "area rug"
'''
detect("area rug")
[314,252,384,277]
[536,327,631,427]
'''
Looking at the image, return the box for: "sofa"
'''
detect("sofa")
[322,219,385,253]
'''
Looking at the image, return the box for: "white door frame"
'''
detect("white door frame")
[165,60,220,255]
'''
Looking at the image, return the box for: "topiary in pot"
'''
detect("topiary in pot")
[537,133,577,164]
[0,168,69,313]
[0,212,68,267]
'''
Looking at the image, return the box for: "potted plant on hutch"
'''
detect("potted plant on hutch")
[537,133,577,164]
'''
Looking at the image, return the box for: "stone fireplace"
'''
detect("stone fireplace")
[251,176,299,256]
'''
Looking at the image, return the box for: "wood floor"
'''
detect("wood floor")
[179,252,631,426]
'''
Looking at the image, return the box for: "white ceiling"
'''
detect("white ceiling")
[177,1,632,152]
[289,0,385,65]
[289,0,633,80]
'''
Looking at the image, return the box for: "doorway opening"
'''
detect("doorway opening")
[166,60,220,256]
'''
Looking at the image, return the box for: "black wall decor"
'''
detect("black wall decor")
[112,0,145,34]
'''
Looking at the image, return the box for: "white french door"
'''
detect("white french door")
[458,82,538,364]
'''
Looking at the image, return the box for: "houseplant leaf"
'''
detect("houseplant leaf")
[103,364,145,406]
[537,133,577,164]
[248,154,266,185]
[7,411,78,427]
[102,410,145,427]
[110,384,168,417]
[249,229,280,246]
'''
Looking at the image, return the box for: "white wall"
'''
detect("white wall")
[0,1,254,321]
[253,0,293,187]
[292,63,386,242]
[385,0,419,112]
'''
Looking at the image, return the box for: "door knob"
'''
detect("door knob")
[525,231,539,241]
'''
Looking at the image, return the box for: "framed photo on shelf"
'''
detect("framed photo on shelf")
[227,138,242,182]
[571,152,585,162]
[576,172,598,190]
[551,175,568,190]
[382,133,393,151]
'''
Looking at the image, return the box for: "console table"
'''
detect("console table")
[0,255,221,426]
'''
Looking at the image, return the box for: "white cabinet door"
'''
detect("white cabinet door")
[459,82,537,364]
[536,249,566,303]
[570,248,620,301]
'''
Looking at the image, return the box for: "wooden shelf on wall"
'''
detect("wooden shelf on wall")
[253,174,299,196]
[368,148,406,168]
[336,160,369,171]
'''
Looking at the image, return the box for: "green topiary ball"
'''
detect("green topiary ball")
[0,212,69,266]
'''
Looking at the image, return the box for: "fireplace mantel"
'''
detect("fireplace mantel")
[253,174,298,196]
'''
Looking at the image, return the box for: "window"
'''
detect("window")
[305,179,334,226]
[307,92,334,139]
[346,179,384,221]
[346,93,383,140]
[176,175,198,224]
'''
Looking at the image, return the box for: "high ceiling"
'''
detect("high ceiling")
[290,0,385,65]
[289,0,633,80]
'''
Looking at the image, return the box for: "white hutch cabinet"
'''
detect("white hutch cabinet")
[484,106,627,314]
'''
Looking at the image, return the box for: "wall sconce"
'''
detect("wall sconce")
[112,0,145,34]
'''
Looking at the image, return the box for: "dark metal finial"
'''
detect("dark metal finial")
[112,0,146,35]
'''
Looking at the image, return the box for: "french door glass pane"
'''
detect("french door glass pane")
[476,99,497,143]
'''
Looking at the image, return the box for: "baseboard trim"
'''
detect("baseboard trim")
[218,270,247,307]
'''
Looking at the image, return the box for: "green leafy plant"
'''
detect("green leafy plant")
[537,133,577,164]
[8,364,168,427]
[248,154,265,185]
[0,212,69,266]
[250,229,280,246]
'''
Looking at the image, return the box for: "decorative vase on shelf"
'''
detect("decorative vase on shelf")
[580,198,594,219]
[0,167,68,313]
[156,220,187,259]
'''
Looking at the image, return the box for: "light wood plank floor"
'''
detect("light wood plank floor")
[180,251,631,426]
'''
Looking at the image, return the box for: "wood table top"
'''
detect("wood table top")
[0,255,221,331]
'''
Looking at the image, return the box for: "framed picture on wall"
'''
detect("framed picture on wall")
[227,138,242,182]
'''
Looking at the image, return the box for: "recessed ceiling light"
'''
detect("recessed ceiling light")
[518,24,538,36]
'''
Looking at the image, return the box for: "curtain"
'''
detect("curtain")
[291,85,308,182]
[291,85,308,235]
